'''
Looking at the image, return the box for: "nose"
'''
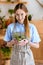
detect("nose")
[18,15,22,20]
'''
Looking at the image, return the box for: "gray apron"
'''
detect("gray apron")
[10,24,35,65]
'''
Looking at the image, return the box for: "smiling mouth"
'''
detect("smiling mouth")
[18,19,22,21]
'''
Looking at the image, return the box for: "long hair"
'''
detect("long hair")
[14,3,30,38]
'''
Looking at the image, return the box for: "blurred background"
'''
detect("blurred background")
[0,0,43,65]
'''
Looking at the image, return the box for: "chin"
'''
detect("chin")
[19,21,24,24]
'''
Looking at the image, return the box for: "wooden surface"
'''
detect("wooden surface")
[31,20,43,63]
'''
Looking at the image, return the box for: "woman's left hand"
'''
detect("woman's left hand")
[18,39,28,46]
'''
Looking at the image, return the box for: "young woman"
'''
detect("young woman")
[3,3,41,65]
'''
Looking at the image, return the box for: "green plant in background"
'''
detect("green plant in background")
[8,9,14,16]
[0,47,12,59]
[28,14,32,21]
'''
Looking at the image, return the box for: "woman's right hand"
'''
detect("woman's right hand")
[7,39,18,47]
[11,38,18,45]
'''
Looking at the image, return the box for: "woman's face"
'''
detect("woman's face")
[15,9,27,24]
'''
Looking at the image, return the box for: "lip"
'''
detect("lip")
[18,19,22,21]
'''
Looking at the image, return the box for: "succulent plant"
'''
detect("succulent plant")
[13,32,25,41]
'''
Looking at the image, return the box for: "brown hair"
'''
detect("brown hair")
[14,3,30,38]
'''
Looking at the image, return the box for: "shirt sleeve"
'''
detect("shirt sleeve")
[3,25,12,42]
[31,25,41,43]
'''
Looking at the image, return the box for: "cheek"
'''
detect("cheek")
[23,15,26,20]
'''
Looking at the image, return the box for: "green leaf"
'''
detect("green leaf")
[8,9,14,15]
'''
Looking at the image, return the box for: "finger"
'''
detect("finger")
[19,40,28,46]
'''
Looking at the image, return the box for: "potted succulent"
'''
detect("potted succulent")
[12,32,25,41]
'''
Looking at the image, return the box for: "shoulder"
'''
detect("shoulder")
[8,23,14,28]
[7,23,15,30]
[6,23,15,33]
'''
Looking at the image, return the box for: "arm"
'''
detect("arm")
[1,40,13,47]
[6,39,18,47]
[18,39,40,48]
[3,25,18,47]
[29,42,39,48]
[3,39,18,47]
[18,24,41,48]
[30,24,41,48]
